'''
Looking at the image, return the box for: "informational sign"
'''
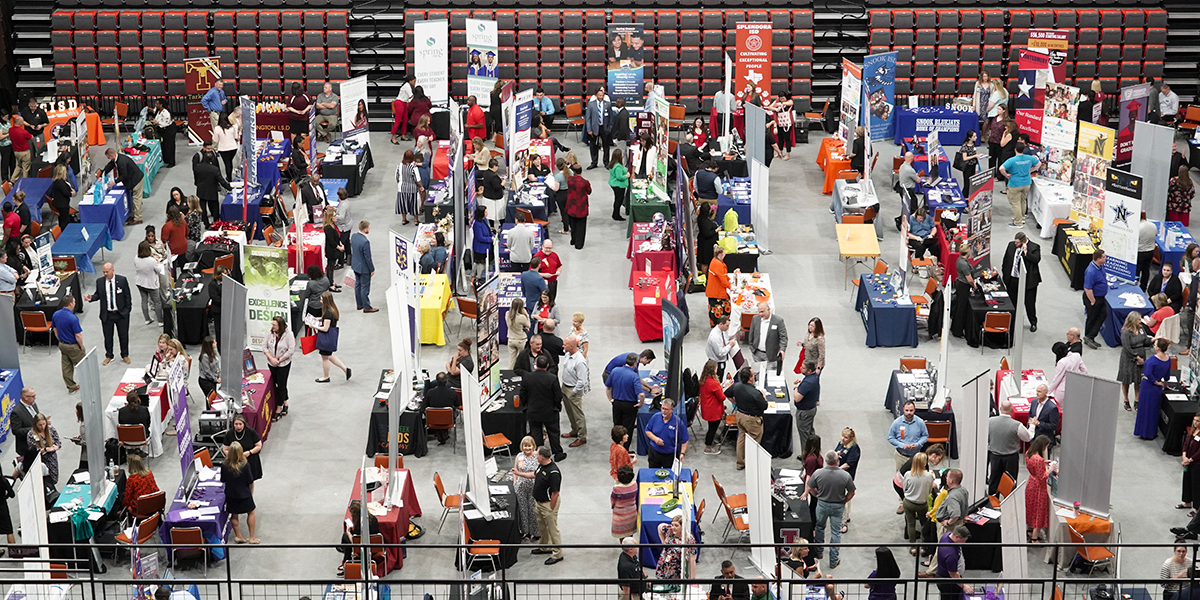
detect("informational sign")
[735,22,772,101]
[340,75,370,145]
[0,371,22,445]
[240,97,257,188]
[966,169,995,268]
[390,229,412,286]
[607,24,646,107]
[73,111,91,193]
[474,275,500,402]
[307,105,317,174]
[1101,168,1142,282]
[926,130,940,181]
[674,147,695,285]
[241,245,289,348]
[169,366,194,478]
[652,96,670,201]
[1039,82,1081,184]
[1071,122,1115,229]
[466,19,498,108]
[1027,29,1069,84]
[33,232,53,279]
[508,88,534,190]
[862,51,898,140]
[1116,82,1152,163]
[184,56,221,144]
[839,60,862,143]
[413,19,448,105]
[1015,48,1049,143]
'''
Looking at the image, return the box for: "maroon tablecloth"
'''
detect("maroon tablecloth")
[347,468,423,574]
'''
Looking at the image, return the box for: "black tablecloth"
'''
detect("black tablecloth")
[963,517,1003,572]
[14,272,83,344]
[482,371,528,446]
[715,157,748,178]
[365,370,429,458]
[193,242,243,283]
[1161,396,1198,455]
[168,273,211,346]
[760,383,794,459]
[423,200,455,224]
[964,275,1016,349]
[916,408,959,460]
[321,143,374,197]
[770,469,814,547]
[1052,225,1093,291]
[457,481,520,571]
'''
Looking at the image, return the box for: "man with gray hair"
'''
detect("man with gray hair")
[898,151,920,214]
[560,335,589,447]
[805,450,856,568]
[617,536,645,600]
[986,399,1033,495]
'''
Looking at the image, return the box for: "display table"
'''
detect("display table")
[126,134,163,196]
[935,223,962,285]
[1054,226,1096,290]
[815,137,844,170]
[347,467,422,574]
[418,274,452,346]
[14,272,81,344]
[255,138,290,194]
[499,222,545,272]
[4,177,52,223]
[717,225,760,273]
[1099,279,1153,347]
[628,222,676,287]
[758,377,794,459]
[458,480,520,571]
[1157,220,1196,270]
[322,142,374,197]
[729,271,773,329]
[637,467,701,568]
[481,371,527,445]
[45,106,106,146]
[832,178,879,225]
[855,273,919,348]
[899,137,951,180]
[963,513,1003,572]
[364,370,428,458]
[1030,178,1073,239]
[836,223,881,289]
[505,188,551,224]
[80,182,129,241]
[0,370,22,443]
[626,184,673,236]
[820,142,852,195]
[994,369,1058,427]
[169,273,211,345]
[287,223,325,273]
[160,474,229,557]
[717,183,752,224]
[963,273,1016,349]
[239,368,277,441]
[253,108,291,138]
[1045,510,1113,569]
[632,270,677,342]
[917,177,967,214]
[104,368,170,457]
[893,106,980,146]
[220,184,267,240]
[52,222,112,273]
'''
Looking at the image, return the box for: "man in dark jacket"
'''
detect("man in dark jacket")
[539,319,565,359]
[522,355,566,461]
[351,220,377,312]
[11,388,40,459]
[479,159,505,201]
[726,366,767,470]
[610,98,631,151]
[300,173,327,223]
[193,158,230,226]
[1001,232,1043,332]
[679,133,711,177]
[515,335,559,377]
[102,147,146,225]
[84,262,133,363]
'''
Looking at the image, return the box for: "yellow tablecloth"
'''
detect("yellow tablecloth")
[419,274,452,346]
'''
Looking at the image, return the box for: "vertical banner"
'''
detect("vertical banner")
[474,276,501,402]
[169,368,194,478]
[73,112,92,193]
[76,351,105,503]
[307,106,317,173]
[508,89,534,190]
[1027,29,1070,85]
[184,57,221,144]
[240,97,258,188]
[1101,168,1143,282]
[966,169,995,268]
[241,245,289,348]
[925,130,940,181]
[340,75,370,145]
[652,97,670,201]
[1117,83,1153,163]
[1071,122,1115,228]
[607,24,646,107]
[734,22,772,100]
[862,51,898,140]
[466,19,499,108]
[675,148,695,284]
[1039,82,1081,184]
[17,456,48,570]
[413,20,448,105]
[838,60,862,142]
[744,437,775,574]
[1015,49,1050,143]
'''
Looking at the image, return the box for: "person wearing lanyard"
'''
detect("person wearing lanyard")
[53,295,84,394]
[83,262,132,364]
[887,400,928,469]
[725,366,767,471]
[606,353,647,451]
[644,398,688,469]
[1082,250,1109,349]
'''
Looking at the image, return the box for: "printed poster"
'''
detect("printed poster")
[241,245,289,348]
[170,370,194,478]
[340,75,370,145]
[239,97,258,189]
[466,19,498,108]
[73,112,91,193]
[184,56,221,144]
[0,371,22,443]
[1117,82,1152,163]
[474,275,501,402]
[966,169,995,268]
[607,24,647,107]
[652,96,670,201]
[1028,29,1069,84]
[1015,48,1050,143]
[1039,82,1081,184]
[839,59,862,142]
[413,19,448,105]
[1101,168,1143,282]
[862,51,898,140]
[508,89,533,191]
[735,22,772,102]
[1071,122,1116,229]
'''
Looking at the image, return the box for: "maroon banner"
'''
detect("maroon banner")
[185,57,221,144]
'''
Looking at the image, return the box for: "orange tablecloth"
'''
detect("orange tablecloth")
[1065,513,1111,535]
[822,155,852,195]
[45,108,106,146]
[816,138,844,170]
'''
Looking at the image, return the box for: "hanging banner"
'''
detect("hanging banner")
[307,106,317,174]
[1116,82,1153,163]
[241,245,289,348]
[652,96,670,201]
[1101,168,1143,282]
[1071,122,1116,229]
[508,89,534,190]
[863,51,898,140]
[1027,29,1069,84]
[966,169,995,268]
[466,19,499,109]
[607,24,646,107]
[413,19,448,105]
[184,56,221,144]
[839,60,862,142]
[169,368,193,479]
[735,22,772,101]
[240,97,257,188]
[474,275,500,402]
[340,75,369,145]
[1039,82,1080,184]
[1015,48,1050,143]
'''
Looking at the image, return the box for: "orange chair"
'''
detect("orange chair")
[1,181,10,194]
[483,432,513,457]
[564,102,585,132]
[374,454,404,470]
[169,527,208,575]
[350,533,387,573]
[427,408,456,454]
[29,221,40,238]
[115,513,161,548]
[899,357,927,371]
[712,475,748,541]
[455,297,478,336]
[804,99,829,128]
[117,424,150,455]
[434,472,462,533]
[195,448,214,468]
[695,499,706,527]
[1000,357,1010,371]
[851,259,889,301]
[911,278,937,305]
[49,563,67,579]
[1178,106,1200,133]
[463,521,502,571]
[516,207,549,229]
[133,490,166,520]
[1068,525,1114,573]
[203,253,235,275]
[980,312,1013,353]
[50,225,62,240]
[925,422,951,447]
[691,469,700,496]
[19,312,54,354]
[841,214,865,224]
[342,560,377,579]
[998,472,1016,498]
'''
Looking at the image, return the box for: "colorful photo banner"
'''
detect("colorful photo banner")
[340,75,369,145]
[474,275,500,401]
[839,59,862,142]
[652,96,670,201]
[966,169,995,268]
[1116,82,1153,163]
[1039,82,1080,184]
[1071,122,1116,228]
[862,51,898,140]
[735,22,772,101]
[184,56,221,144]
[1015,48,1050,143]
[241,245,289,348]
[1027,29,1069,84]
[508,88,533,189]
[413,19,448,105]
[607,24,646,107]
[466,19,498,108]
[1101,167,1143,282]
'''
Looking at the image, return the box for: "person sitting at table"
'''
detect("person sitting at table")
[122,453,159,512]
[9,234,32,284]
[710,560,750,600]
[644,397,688,469]
[222,441,259,544]
[694,160,721,202]
[336,498,381,577]
[906,208,938,260]
[156,339,188,384]
[1143,293,1178,337]
[222,414,263,488]
[678,133,710,178]
[1150,262,1185,314]
[446,338,474,389]
[1049,341,1088,401]
[424,373,458,444]
[117,390,151,438]
[193,154,230,227]
[48,165,75,230]
[514,334,559,377]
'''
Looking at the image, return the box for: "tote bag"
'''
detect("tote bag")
[316,327,340,352]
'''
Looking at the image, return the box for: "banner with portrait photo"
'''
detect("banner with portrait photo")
[340,75,370,145]
[607,24,647,108]
[507,88,533,191]
[966,169,995,268]
[184,56,221,144]
[474,275,501,402]
[1071,122,1116,229]
[1116,82,1152,163]
[862,51,898,140]
[839,59,862,143]
[1039,82,1080,184]
[1101,168,1143,282]
[735,22,772,101]
[413,19,448,105]
[466,19,498,108]
[241,245,289,348]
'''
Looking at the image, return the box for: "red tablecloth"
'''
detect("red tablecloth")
[254,110,291,139]
[112,377,168,422]
[432,141,452,181]
[239,370,276,441]
[627,223,676,287]
[287,223,325,273]
[632,270,676,342]
[347,467,423,574]
[994,369,1058,426]
[47,107,106,146]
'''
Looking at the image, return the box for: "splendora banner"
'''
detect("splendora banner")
[413,20,448,105]
[466,19,498,108]
[242,245,290,348]
[735,22,772,100]
[862,51,898,140]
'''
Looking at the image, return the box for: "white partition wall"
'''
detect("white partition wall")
[1130,121,1175,220]
[459,364,491,518]
[17,455,48,576]
[744,436,774,574]
[1059,371,1120,516]
[1000,480,1030,600]
[956,371,990,499]
[77,350,107,502]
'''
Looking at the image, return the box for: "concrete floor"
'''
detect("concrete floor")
[7,126,1197,587]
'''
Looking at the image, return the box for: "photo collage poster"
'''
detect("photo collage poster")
[1071,122,1116,229]
[474,274,501,403]
[966,168,995,268]
[607,24,647,108]
[241,244,289,348]
[465,19,499,108]
[838,59,862,143]
[863,51,898,140]
[1100,167,1143,282]
[1038,82,1081,184]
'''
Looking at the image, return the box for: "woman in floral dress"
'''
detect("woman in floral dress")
[655,515,697,579]
[1025,435,1054,542]
[509,436,540,540]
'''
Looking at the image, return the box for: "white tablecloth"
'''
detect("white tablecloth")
[729,272,774,327]
[1030,178,1073,239]
[103,368,168,457]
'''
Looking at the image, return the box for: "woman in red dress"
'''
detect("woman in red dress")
[698,359,732,455]
[1025,435,1055,542]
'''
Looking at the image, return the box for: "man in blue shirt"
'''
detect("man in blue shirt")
[532,89,556,128]
[201,80,228,131]
[793,361,821,454]
[606,353,647,450]
[1082,249,1109,349]
[906,208,938,260]
[602,349,656,387]
[644,397,688,468]
[887,400,928,469]
[52,295,84,394]
[999,142,1041,228]
[520,256,548,313]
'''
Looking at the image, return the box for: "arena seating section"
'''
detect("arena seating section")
[50,9,350,108]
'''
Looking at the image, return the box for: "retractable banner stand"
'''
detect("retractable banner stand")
[73,112,92,193]
[475,275,501,402]
[17,455,48,572]
[1059,371,1120,517]
[241,245,289,348]
[607,24,646,108]
[340,75,370,145]
[414,19,448,105]
[1101,168,1143,282]
[966,169,995,269]
[1014,49,1051,143]
[652,97,671,201]
[674,148,696,285]
[184,56,221,144]
[1038,82,1080,184]
[459,364,491,518]
[0,296,17,371]
[1116,82,1153,163]
[838,60,862,142]
[862,51,898,140]
[957,371,991,500]
[745,103,770,252]
[170,363,194,478]
[735,22,772,99]
[77,350,106,502]
[388,230,418,365]
[1131,120,1176,220]
[240,97,258,188]
[1071,122,1116,229]
[466,19,498,107]
[219,279,248,408]
[508,89,534,189]
[723,53,733,138]
[744,436,773,574]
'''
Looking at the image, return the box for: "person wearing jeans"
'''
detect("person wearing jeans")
[793,361,820,454]
[1082,251,1109,349]
[806,451,856,568]
[350,220,376,313]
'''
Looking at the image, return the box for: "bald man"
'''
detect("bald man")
[84,262,132,363]
[1065,328,1084,355]
[1027,384,1060,445]
[986,399,1034,495]
[898,151,921,214]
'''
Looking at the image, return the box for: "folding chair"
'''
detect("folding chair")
[980,312,1012,352]
[19,312,54,354]
[433,472,462,533]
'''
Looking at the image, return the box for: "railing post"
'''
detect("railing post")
[224,541,234,600]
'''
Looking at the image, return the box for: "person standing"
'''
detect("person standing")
[506,298,530,368]
[202,79,228,130]
[395,151,422,225]
[609,149,630,221]
[1026,384,1060,443]
[1169,165,1196,226]
[986,399,1034,494]
[958,130,983,196]
[887,401,928,469]
[748,305,788,374]
[197,335,220,399]
[699,360,730,455]
[211,112,240,181]
[151,98,176,168]
[84,263,132,365]
[262,316,294,419]
[585,88,612,169]
[999,142,1040,228]
[1135,338,1173,440]
[53,295,84,394]
[1183,258,1200,348]
[102,147,146,225]
[390,75,415,144]
[507,223,536,272]
[706,317,737,378]
[897,152,920,214]
[617,537,646,600]
[519,256,548,313]
[560,336,589,448]
[532,446,563,565]
[350,220,377,313]
[706,246,731,327]
[606,353,647,450]
[1138,213,1158,291]
[534,239,563,300]
[792,361,820,456]
[464,96,486,143]
[934,526,974,600]
[1083,250,1109,349]
[1025,435,1055,543]
[10,388,39,462]
[300,173,327,223]
[806,450,856,569]
[901,452,934,554]
[7,116,32,180]
[313,291,351,383]
[727,366,767,471]
[221,442,259,544]
[644,398,688,469]
[523,355,567,461]
[1001,232,1042,332]
[566,164,591,249]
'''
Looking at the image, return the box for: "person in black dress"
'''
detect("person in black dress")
[49,165,75,230]
[338,499,382,575]
[696,203,719,277]
[221,441,258,544]
[222,415,263,488]
[323,210,344,292]
[0,472,14,553]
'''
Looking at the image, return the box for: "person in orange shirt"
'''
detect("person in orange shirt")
[465,96,487,145]
[706,245,731,327]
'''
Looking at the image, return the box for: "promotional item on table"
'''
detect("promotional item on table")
[854,272,919,348]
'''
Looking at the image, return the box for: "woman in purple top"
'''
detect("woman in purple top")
[865,546,900,600]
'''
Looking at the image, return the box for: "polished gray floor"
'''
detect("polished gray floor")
[8,128,1197,587]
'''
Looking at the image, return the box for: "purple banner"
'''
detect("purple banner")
[173,385,194,478]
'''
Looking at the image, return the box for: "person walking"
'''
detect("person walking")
[566,164,591,249]
[323,211,343,292]
[7,116,32,180]
[609,149,629,221]
[727,366,767,471]
[523,355,567,461]
[644,398,688,468]
[748,305,788,375]
[84,263,132,365]
[806,450,856,569]
[792,361,820,454]
[606,353,647,450]
[193,147,230,226]
[560,336,590,448]
[314,291,351,383]
[262,316,294,419]
[584,88,612,169]
[887,401,928,469]
[52,295,84,394]
[350,220,377,313]
[986,399,1034,495]
[834,428,861,534]
[532,447,564,565]
[1083,250,1109,349]
[211,111,239,181]
[1001,232,1042,332]
[999,142,1040,228]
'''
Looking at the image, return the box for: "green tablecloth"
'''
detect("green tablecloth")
[127,134,163,196]
[627,201,673,237]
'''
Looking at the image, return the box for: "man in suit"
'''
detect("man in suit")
[539,319,565,359]
[300,173,327,223]
[102,147,146,225]
[679,133,711,177]
[1001,232,1043,332]
[747,305,788,375]
[11,387,40,459]
[84,262,132,364]
[514,334,559,377]
[584,88,611,170]
[522,354,566,462]
[610,98,631,153]
[350,220,377,313]
[1026,384,1060,445]
[117,391,151,436]
[193,155,231,226]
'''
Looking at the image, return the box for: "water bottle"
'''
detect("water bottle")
[106,459,115,482]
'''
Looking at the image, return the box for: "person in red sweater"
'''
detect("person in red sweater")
[123,453,160,512]
[2,205,20,253]
[8,117,33,180]
[566,164,591,250]
[465,96,487,144]
[159,206,189,273]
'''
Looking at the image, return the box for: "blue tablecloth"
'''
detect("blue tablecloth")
[1100,279,1154,348]
[636,467,702,569]
[499,223,546,272]
[717,193,751,225]
[504,191,549,223]
[256,139,290,194]
[899,138,951,180]
[893,107,980,147]
[918,177,967,212]
[323,178,348,206]
[4,178,53,223]
[1156,221,1195,271]
[854,273,919,348]
[160,480,229,559]
[79,183,129,241]
[0,370,23,443]
[51,223,112,274]
[221,185,267,240]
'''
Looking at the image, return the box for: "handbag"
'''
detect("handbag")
[316,326,340,352]
[343,271,356,287]
[952,151,964,171]
[300,334,318,355]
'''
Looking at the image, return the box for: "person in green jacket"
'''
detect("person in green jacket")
[608,148,629,221]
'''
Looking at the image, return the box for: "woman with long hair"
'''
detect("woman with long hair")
[997,118,1018,184]
[221,441,259,543]
[472,137,491,170]
[165,187,188,217]
[48,164,75,229]
[133,241,164,326]
[411,114,434,144]
[901,452,933,553]
[1182,243,1200,275]
[489,80,505,138]
[988,78,1009,121]
[795,317,827,373]
[698,359,731,454]
[608,148,629,221]
[554,157,571,234]
[161,206,188,272]
[988,105,1009,172]
[406,86,433,134]
[690,117,708,149]
[1118,311,1152,410]
[1025,435,1054,542]
[197,335,220,400]
[396,150,422,225]
[263,315,295,419]
[834,428,861,533]
[391,74,415,144]
[286,81,311,136]
[1135,338,1173,439]
[184,196,204,248]
[655,514,697,580]
[314,291,350,383]
[800,435,822,523]
[511,436,541,540]
[1168,164,1195,225]
[212,111,240,181]
[532,290,559,335]
[27,413,61,486]
[772,93,795,160]
[471,206,493,279]
[123,453,159,511]
[705,245,730,327]
[958,130,983,196]
[506,298,530,369]
[865,547,901,600]
[696,203,718,277]
[323,210,343,291]
[972,71,993,128]
[1163,546,1191,600]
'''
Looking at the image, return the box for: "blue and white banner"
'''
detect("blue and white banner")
[413,19,448,105]
[862,51,897,140]
[1102,168,1142,282]
[466,19,498,108]
[240,96,257,188]
[340,75,370,144]
[508,88,533,189]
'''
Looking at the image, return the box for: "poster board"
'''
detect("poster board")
[862,51,898,140]
[1071,122,1115,229]
[73,111,92,193]
[1038,82,1080,184]
[466,19,499,108]
[77,350,106,503]
[965,169,995,268]
[1014,48,1050,143]
[458,363,491,518]
[340,75,370,145]
[184,56,221,144]
[651,97,670,201]
[413,20,448,105]
[240,97,258,188]
[474,275,500,403]
[508,89,534,191]
[838,60,862,143]
[1116,82,1152,163]
[1101,168,1143,282]
[734,22,772,101]
[607,24,646,108]
[744,436,774,575]
[1058,371,1120,518]
[240,245,289,349]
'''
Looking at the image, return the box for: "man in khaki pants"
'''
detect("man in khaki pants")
[560,336,589,446]
[100,147,145,224]
[999,142,1041,228]
[9,116,33,180]
[52,295,84,394]
[532,447,564,565]
[726,367,767,470]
